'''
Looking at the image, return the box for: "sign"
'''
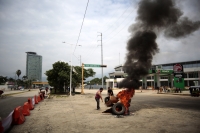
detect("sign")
[155,70,173,74]
[173,64,183,72]
[156,65,162,70]
[84,64,107,67]
[173,64,184,77]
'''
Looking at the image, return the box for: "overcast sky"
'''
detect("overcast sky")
[0,0,200,80]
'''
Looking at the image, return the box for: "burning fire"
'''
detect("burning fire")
[116,89,135,113]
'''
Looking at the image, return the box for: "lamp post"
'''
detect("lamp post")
[63,42,82,96]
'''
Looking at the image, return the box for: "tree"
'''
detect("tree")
[89,76,109,85]
[16,70,21,79]
[45,61,96,93]
[0,76,7,85]
[90,78,101,85]
[22,75,28,81]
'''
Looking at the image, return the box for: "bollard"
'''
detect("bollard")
[22,102,30,116]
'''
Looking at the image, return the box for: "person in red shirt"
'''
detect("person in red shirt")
[95,88,103,110]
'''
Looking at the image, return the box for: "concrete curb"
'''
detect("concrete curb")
[4,91,29,96]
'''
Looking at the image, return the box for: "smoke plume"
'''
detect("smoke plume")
[119,0,200,89]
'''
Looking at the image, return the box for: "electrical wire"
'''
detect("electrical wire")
[103,15,135,44]
[101,4,132,33]
[103,8,135,40]
[73,0,89,54]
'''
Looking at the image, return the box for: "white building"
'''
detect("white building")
[26,52,42,81]
[106,60,200,89]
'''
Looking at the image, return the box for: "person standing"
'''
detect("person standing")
[95,88,103,110]
[107,87,114,96]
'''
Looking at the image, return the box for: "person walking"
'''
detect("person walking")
[95,88,103,110]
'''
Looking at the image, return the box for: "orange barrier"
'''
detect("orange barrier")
[37,95,41,102]
[22,102,30,116]
[35,95,38,104]
[40,93,44,100]
[12,106,25,125]
[0,120,4,133]
[28,98,34,110]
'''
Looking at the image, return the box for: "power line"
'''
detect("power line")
[73,0,89,54]
[101,5,132,33]
[103,15,135,44]
[103,8,135,40]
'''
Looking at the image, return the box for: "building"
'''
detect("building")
[106,60,200,89]
[26,52,42,81]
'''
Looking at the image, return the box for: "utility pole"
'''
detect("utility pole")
[98,32,103,88]
[81,63,84,94]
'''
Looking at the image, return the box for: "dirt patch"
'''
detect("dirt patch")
[9,91,200,133]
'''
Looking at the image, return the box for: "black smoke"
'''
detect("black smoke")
[119,0,200,89]
[165,17,200,38]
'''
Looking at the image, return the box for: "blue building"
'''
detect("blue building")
[26,52,42,81]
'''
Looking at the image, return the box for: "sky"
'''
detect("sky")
[0,0,200,81]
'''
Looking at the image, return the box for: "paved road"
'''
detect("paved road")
[130,91,200,112]
[0,90,40,119]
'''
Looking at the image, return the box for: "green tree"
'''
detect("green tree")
[45,61,96,93]
[22,75,28,81]
[16,70,21,79]
[0,76,7,85]
[89,76,108,85]
[90,78,101,85]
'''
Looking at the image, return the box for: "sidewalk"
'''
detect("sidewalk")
[3,88,38,96]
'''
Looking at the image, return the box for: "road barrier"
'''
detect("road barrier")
[37,95,41,102]
[22,102,30,116]
[12,106,25,125]
[0,120,4,133]
[0,93,45,133]
[28,98,34,110]
[35,95,38,104]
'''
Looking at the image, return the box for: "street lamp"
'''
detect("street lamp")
[63,42,81,96]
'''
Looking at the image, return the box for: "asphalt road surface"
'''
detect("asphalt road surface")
[130,92,200,112]
[0,90,39,119]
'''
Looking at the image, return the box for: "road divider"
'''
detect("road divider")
[28,98,34,110]
[13,106,25,125]
[0,92,45,133]
[22,102,30,116]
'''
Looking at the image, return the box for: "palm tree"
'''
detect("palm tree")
[16,70,21,79]
[22,75,28,81]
